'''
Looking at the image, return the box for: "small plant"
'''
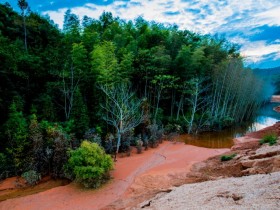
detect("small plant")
[220,153,236,161]
[21,170,41,185]
[135,138,143,154]
[259,133,278,146]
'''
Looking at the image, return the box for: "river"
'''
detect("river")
[179,102,280,148]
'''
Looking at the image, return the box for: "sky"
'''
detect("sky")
[2,0,280,69]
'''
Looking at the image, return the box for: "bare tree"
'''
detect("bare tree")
[62,64,80,120]
[183,77,210,134]
[100,83,143,158]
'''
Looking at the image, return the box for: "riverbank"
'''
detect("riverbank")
[1,127,279,210]
[132,123,280,209]
[0,142,228,210]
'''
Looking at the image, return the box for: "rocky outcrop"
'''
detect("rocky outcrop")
[240,145,280,175]
[137,172,280,210]
[132,125,280,210]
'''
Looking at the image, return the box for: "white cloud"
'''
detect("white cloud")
[255,5,280,26]
[241,40,280,63]
[42,0,280,33]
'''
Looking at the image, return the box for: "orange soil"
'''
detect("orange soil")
[0,141,228,210]
[271,95,280,103]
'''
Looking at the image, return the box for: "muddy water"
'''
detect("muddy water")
[181,102,280,149]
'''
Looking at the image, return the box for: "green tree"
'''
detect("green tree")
[4,102,29,174]
[61,43,88,120]
[65,140,113,188]
[29,114,45,173]
[91,41,119,85]
[63,9,80,43]
[70,88,89,138]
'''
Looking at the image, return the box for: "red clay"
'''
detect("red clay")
[0,141,228,210]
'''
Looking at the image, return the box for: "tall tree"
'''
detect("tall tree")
[17,0,29,51]
[183,78,210,134]
[62,43,87,121]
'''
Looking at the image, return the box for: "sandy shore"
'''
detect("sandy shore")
[0,141,228,210]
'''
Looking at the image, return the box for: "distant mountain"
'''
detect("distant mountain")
[253,66,280,77]
[253,66,280,95]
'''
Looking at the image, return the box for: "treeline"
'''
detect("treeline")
[0,2,268,181]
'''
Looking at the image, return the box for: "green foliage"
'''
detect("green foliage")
[70,88,89,138]
[220,154,236,161]
[91,41,118,79]
[29,114,45,173]
[65,141,113,188]
[4,102,29,173]
[0,153,8,178]
[259,133,278,146]
[21,170,41,185]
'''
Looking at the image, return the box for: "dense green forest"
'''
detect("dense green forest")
[0,1,270,184]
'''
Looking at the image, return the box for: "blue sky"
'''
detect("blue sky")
[2,0,280,69]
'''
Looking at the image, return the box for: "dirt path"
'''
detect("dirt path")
[0,142,228,210]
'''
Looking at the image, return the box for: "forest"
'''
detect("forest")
[0,1,270,186]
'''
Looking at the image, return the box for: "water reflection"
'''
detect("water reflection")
[182,102,280,149]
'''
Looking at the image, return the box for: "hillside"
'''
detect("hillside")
[253,66,280,76]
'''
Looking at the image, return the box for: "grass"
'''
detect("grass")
[220,153,236,161]
[259,133,278,146]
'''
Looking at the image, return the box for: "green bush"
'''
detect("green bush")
[21,170,41,185]
[65,141,114,188]
[220,153,236,161]
[0,153,8,179]
[259,133,278,146]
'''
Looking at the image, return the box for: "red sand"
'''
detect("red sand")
[0,141,228,210]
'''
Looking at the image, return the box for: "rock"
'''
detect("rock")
[241,160,254,169]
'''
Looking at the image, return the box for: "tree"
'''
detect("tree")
[62,43,87,120]
[91,41,119,85]
[17,0,29,51]
[151,75,178,121]
[4,101,28,174]
[100,83,143,158]
[29,114,44,173]
[183,78,210,134]
[63,9,80,43]
[65,140,113,188]
[70,88,89,138]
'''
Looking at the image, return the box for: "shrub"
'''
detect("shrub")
[65,141,113,188]
[0,153,8,179]
[220,153,236,161]
[21,170,41,185]
[259,133,278,146]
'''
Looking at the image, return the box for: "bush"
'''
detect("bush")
[65,141,113,188]
[0,153,8,179]
[259,133,278,146]
[220,153,236,161]
[21,170,41,185]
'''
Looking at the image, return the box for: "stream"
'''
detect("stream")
[180,102,280,148]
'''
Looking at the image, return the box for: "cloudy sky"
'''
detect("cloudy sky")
[2,0,280,69]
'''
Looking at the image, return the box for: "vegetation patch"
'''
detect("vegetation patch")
[21,170,41,186]
[259,133,278,146]
[64,141,114,188]
[220,153,236,161]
